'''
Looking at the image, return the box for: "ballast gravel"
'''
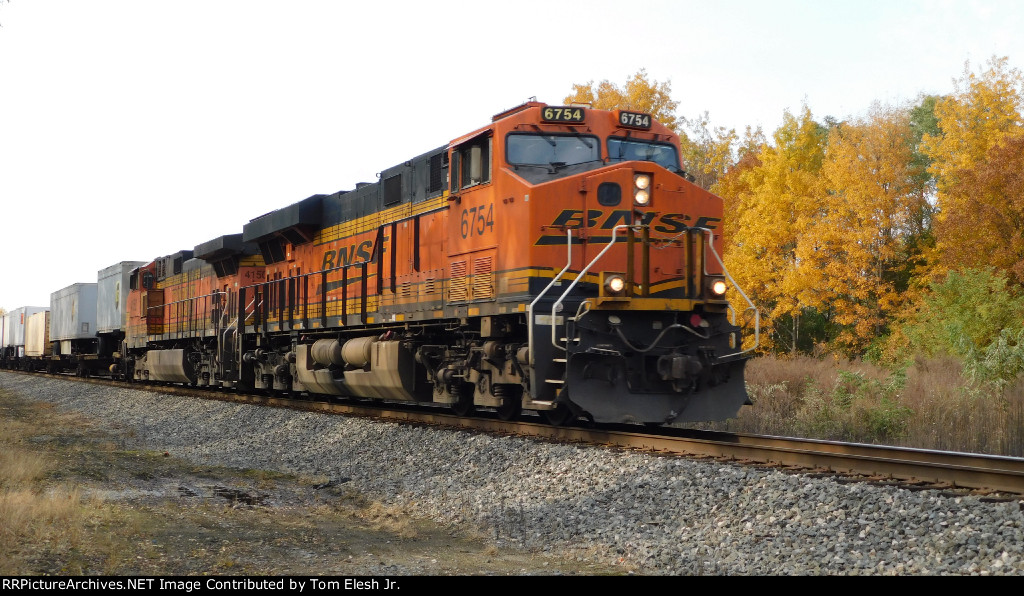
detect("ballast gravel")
[2,372,1023,576]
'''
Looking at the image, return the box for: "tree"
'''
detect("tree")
[797,104,931,354]
[945,134,1024,282]
[900,268,1024,358]
[723,106,828,353]
[908,95,941,192]
[564,69,681,133]
[678,113,749,191]
[713,126,767,216]
[565,70,750,191]
[922,56,1024,277]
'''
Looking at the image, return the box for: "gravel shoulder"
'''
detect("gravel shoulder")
[3,371,1024,576]
[0,374,625,576]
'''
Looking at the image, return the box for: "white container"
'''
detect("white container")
[25,311,51,357]
[50,284,98,342]
[3,306,48,350]
[97,261,146,334]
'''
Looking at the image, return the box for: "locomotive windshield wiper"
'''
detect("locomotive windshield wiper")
[511,162,550,171]
[547,159,606,173]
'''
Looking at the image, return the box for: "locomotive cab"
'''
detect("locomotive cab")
[437,101,756,424]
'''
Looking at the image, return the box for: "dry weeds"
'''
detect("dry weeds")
[722,354,1024,456]
[0,387,623,576]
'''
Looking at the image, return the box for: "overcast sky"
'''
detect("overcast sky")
[2,0,1023,310]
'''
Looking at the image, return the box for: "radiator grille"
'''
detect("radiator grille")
[472,256,493,300]
[449,261,468,302]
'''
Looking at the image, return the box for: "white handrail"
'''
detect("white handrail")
[551,224,630,351]
[698,227,760,356]
[527,230,574,390]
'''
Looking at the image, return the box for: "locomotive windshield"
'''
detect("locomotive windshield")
[607,137,681,172]
[506,133,601,168]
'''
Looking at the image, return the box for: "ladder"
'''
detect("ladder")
[527,225,632,395]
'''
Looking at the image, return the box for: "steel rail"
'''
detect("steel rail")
[8,371,1024,497]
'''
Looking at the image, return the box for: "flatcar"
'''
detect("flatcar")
[8,101,759,426]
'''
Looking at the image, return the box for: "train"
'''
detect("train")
[0,100,758,426]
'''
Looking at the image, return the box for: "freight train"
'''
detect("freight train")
[1,100,758,426]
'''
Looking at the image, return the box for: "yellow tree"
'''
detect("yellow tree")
[923,56,1024,276]
[724,106,827,353]
[713,126,767,215]
[947,134,1024,282]
[680,113,757,191]
[566,71,746,191]
[564,68,681,132]
[797,104,930,354]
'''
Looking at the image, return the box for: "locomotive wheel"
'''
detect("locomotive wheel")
[451,383,475,417]
[541,403,573,426]
[496,396,522,421]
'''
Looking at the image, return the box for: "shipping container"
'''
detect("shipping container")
[50,284,98,352]
[97,261,146,334]
[2,306,48,356]
[25,311,51,357]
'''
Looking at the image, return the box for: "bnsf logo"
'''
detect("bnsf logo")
[537,210,720,244]
[536,210,720,246]
[320,238,387,270]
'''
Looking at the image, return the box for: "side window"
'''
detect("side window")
[452,135,492,191]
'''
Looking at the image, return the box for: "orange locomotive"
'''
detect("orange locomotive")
[124,238,266,385]
[125,101,757,426]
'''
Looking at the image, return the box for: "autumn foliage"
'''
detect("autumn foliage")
[564,69,681,132]
[571,58,1024,368]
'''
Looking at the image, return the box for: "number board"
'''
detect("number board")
[617,110,652,130]
[541,106,586,123]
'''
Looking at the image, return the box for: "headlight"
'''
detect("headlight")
[710,279,727,297]
[600,272,629,300]
[634,174,652,206]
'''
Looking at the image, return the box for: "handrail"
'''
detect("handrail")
[229,297,258,329]
[527,229,574,391]
[551,224,629,351]
[698,227,760,356]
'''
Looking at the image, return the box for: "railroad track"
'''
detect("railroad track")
[11,370,1024,499]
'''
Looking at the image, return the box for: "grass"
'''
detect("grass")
[0,386,626,576]
[716,354,1024,457]
[0,399,141,575]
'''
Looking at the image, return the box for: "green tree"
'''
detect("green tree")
[901,268,1024,358]
[908,94,941,191]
